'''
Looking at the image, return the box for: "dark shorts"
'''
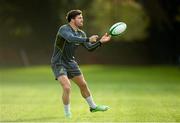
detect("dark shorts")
[51,61,82,80]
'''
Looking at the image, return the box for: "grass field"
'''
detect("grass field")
[0,65,180,122]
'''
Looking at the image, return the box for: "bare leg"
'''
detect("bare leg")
[72,74,109,112]
[71,74,90,98]
[57,75,71,117]
[72,74,97,109]
[58,75,71,105]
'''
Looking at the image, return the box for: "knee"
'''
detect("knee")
[63,84,71,93]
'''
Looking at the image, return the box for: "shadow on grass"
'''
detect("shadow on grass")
[1,116,63,122]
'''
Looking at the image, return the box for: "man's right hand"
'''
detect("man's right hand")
[89,35,99,43]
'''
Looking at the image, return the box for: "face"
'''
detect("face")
[72,14,83,27]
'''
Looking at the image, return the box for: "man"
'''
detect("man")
[51,10,111,118]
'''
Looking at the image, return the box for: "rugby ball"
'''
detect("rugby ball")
[109,22,127,36]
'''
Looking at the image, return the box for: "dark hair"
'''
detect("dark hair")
[66,10,82,22]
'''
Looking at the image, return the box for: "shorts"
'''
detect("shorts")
[51,61,82,80]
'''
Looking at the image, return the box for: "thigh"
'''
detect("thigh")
[51,63,68,80]
[71,74,87,86]
[58,75,71,87]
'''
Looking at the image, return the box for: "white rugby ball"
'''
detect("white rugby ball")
[109,22,127,36]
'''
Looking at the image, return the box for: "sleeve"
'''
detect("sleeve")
[83,41,102,52]
[58,26,89,43]
[81,31,102,52]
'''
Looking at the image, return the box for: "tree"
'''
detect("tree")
[87,0,149,41]
[139,0,180,64]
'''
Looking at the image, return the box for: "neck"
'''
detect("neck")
[69,22,78,31]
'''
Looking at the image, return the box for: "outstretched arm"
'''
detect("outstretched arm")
[83,33,111,52]
[58,26,98,44]
[59,26,88,43]
[83,41,102,52]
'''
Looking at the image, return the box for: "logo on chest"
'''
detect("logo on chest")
[75,43,80,46]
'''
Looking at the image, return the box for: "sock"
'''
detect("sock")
[64,104,71,115]
[85,96,97,109]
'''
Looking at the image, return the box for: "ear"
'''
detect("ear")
[71,19,75,23]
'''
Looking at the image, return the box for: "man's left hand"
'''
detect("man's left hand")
[99,33,111,43]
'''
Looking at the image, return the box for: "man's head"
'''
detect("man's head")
[66,10,83,27]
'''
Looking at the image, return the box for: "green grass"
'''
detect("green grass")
[0,65,180,122]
